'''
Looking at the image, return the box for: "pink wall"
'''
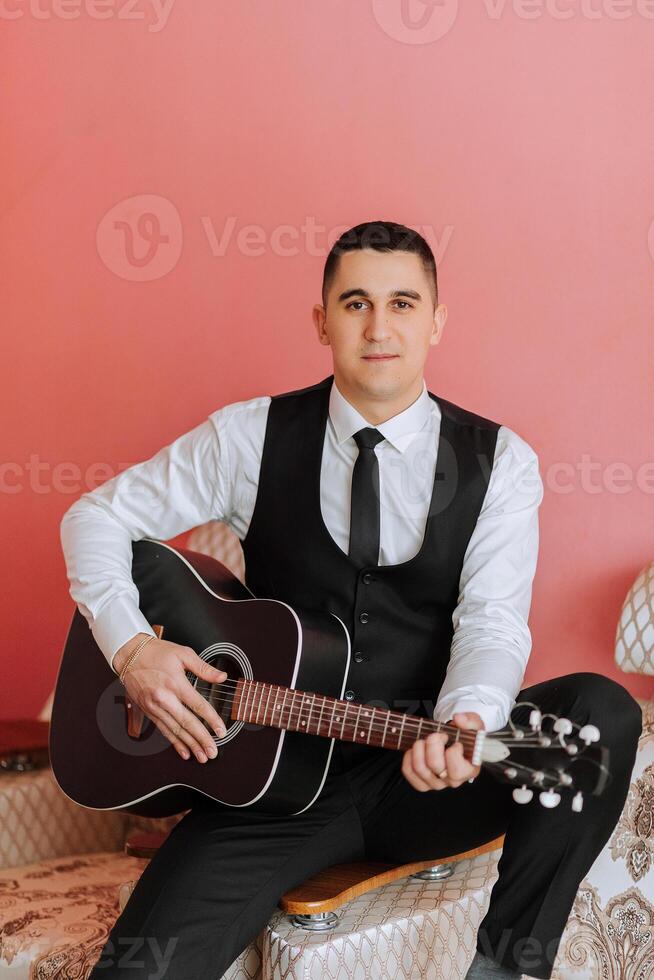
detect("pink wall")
[3,2,653,718]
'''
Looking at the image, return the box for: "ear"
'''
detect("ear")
[312,304,331,346]
[430,303,447,347]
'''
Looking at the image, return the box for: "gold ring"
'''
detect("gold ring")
[437,768,448,779]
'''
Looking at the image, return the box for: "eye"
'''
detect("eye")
[394,300,413,310]
[345,301,367,310]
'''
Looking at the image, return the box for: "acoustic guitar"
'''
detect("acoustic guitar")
[50,539,610,818]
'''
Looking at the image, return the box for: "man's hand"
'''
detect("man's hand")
[401,712,484,792]
[114,633,228,763]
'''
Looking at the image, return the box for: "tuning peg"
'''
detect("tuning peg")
[553,718,573,735]
[572,792,584,812]
[539,790,561,808]
[513,786,534,804]
[529,709,542,730]
[579,724,600,745]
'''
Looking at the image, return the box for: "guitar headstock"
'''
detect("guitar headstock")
[479,701,611,812]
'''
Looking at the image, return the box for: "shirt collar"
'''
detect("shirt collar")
[328,377,435,453]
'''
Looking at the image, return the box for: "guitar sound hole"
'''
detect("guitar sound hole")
[196,653,244,735]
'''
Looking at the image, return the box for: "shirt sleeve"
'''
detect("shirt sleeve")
[433,425,544,733]
[60,412,232,673]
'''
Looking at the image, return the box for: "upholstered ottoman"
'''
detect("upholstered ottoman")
[261,848,501,980]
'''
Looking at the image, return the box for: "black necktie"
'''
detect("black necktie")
[348,427,385,567]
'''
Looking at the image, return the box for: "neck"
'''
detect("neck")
[333,373,424,425]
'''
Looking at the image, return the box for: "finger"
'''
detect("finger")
[154,715,192,760]
[182,648,228,687]
[150,693,216,762]
[423,732,448,776]
[444,742,476,784]
[153,702,210,762]
[452,711,484,731]
[409,739,447,791]
[177,675,228,739]
[401,748,434,792]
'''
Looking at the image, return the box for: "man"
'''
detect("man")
[60,220,641,979]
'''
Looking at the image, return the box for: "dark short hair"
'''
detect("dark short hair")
[322,220,438,309]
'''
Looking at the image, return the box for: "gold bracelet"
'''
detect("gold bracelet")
[119,634,155,685]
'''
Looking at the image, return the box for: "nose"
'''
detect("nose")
[364,312,392,344]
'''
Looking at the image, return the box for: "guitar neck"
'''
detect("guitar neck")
[233,678,472,756]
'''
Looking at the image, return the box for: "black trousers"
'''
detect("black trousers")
[89,673,641,980]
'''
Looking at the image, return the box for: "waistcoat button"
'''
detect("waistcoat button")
[344,690,355,701]
[362,573,373,584]
[359,612,369,624]
[354,652,364,663]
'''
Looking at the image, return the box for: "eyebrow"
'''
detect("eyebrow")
[337,288,423,303]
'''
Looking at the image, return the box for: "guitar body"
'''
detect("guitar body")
[50,539,351,817]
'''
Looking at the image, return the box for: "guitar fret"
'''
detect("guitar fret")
[340,702,348,740]
[398,713,407,750]
[242,680,252,723]
[263,684,272,727]
[381,709,390,748]
[306,694,315,734]
[254,683,263,725]
[328,699,338,737]
[387,713,401,749]
[366,707,375,745]
[280,689,289,730]
[317,693,326,737]
[271,685,283,729]
[299,693,310,730]
[354,704,363,741]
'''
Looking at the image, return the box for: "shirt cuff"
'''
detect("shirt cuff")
[433,697,506,733]
[90,594,157,674]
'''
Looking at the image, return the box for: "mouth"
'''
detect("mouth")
[361,354,399,360]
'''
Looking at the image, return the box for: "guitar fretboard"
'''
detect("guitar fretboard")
[232,679,468,755]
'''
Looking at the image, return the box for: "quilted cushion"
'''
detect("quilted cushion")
[0,768,127,872]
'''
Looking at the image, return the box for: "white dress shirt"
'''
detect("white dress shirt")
[60,378,543,733]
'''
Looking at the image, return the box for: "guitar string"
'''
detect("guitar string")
[127,683,590,785]
[190,680,479,745]
[159,680,569,748]
[188,682,574,747]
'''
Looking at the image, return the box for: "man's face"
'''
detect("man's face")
[313,248,447,406]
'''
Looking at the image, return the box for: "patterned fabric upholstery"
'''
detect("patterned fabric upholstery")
[265,850,500,980]
[615,561,654,674]
[0,850,261,979]
[0,768,127,872]
[551,699,654,979]
[0,851,148,978]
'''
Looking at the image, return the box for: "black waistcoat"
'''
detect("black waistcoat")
[241,375,500,732]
